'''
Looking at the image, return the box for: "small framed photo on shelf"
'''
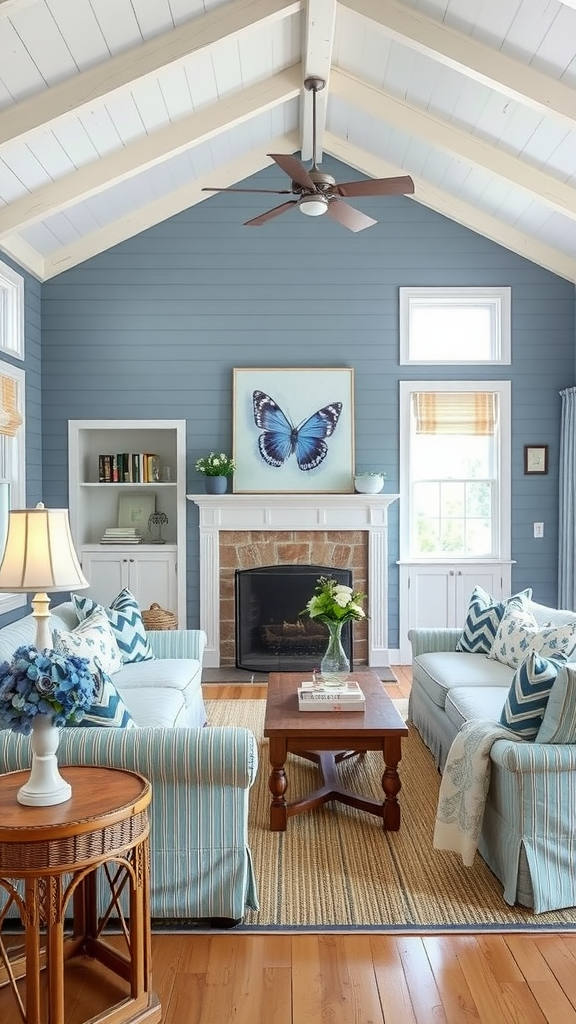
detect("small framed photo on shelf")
[118,493,156,529]
[524,445,548,475]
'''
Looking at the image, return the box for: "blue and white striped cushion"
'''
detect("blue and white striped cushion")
[73,589,154,664]
[500,651,565,739]
[456,587,532,654]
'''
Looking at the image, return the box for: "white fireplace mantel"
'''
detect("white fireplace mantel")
[187,493,400,668]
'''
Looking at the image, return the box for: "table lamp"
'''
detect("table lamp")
[0,502,89,649]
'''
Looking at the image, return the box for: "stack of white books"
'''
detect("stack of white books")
[100,527,142,544]
[298,680,366,712]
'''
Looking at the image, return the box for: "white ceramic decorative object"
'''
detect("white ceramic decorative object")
[18,715,72,806]
[354,474,385,494]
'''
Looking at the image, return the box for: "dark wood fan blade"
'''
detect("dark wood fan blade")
[244,200,298,227]
[336,175,415,197]
[201,187,292,194]
[268,154,316,191]
[326,199,377,232]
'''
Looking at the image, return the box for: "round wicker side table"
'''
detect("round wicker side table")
[0,765,161,1024]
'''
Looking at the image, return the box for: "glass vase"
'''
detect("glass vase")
[320,619,350,686]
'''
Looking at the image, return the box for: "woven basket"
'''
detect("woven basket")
[141,603,177,631]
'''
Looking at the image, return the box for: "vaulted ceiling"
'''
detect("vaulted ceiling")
[0,0,574,282]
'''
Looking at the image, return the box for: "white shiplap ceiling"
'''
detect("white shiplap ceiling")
[0,0,574,282]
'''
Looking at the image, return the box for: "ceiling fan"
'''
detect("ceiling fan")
[201,77,415,232]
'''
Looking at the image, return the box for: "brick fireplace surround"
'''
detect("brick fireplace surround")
[188,494,399,668]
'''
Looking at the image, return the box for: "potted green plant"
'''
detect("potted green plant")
[195,452,235,494]
[354,471,386,494]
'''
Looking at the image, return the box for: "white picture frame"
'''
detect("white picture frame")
[118,492,156,530]
[233,367,355,493]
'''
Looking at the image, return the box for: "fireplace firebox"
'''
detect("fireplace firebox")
[235,564,354,672]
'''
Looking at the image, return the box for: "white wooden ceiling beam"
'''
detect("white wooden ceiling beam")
[42,132,300,280]
[0,0,303,149]
[324,132,575,283]
[0,234,44,280]
[301,0,337,162]
[339,0,576,129]
[0,67,301,239]
[331,68,576,222]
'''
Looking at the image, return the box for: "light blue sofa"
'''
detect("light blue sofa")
[0,602,259,924]
[409,600,576,914]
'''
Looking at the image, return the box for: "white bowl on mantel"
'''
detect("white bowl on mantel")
[354,474,385,494]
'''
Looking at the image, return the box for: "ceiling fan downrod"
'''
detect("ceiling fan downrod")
[304,76,325,172]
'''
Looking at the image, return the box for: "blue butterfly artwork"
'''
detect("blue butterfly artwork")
[252,390,343,471]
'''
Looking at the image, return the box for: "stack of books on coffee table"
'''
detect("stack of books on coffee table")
[297,680,365,712]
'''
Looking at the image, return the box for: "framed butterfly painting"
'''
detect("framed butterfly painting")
[232,367,355,493]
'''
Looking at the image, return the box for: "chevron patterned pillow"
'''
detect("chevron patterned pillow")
[79,667,137,729]
[456,587,532,654]
[73,588,155,664]
[499,651,566,739]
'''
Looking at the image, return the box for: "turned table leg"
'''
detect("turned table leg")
[382,736,403,831]
[268,737,288,831]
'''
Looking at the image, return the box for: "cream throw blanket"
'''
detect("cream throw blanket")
[433,720,524,867]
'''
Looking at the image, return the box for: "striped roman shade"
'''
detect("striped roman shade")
[413,391,497,435]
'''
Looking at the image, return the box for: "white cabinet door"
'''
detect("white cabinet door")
[128,551,178,616]
[80,548,178,620]
[399,562,512,663]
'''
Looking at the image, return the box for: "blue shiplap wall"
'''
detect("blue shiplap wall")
[39,156,575,644]
[0,252,42,627]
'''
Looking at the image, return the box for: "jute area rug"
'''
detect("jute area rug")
[206,699,576,932]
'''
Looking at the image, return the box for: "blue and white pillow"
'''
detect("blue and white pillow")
[79,667,137,729]
[490,596,576,670]
[52,608,123,675]
[536,664,576,743]
[456,587,532,654]
[72,589,154,664]
[499,651,565,739]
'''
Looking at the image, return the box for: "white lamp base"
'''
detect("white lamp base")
[18,715,72,806]
[31,591,52,650]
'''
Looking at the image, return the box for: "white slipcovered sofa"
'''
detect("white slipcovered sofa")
[409,594,576,913]
[0,600,259,924]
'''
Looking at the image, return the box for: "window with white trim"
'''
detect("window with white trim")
[400,381,511,560]
[0,260,24,360]
[0,361,26,613]
[399,287,511,364]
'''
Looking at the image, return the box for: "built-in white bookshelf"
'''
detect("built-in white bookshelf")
[68,420,186,624]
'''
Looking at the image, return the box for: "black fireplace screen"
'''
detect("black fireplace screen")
[235,564,353,672]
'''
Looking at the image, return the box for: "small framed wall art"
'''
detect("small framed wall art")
[118,492,156,529]
[233,367,355,493]
[524,445,548,475]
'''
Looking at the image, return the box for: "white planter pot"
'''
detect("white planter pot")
[354,475,385,494]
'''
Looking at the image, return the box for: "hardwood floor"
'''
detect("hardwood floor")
[2,668,575,1024]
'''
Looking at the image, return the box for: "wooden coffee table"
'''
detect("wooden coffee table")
[264,670,409,831]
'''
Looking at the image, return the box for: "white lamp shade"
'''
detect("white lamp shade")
[0,504,88,593]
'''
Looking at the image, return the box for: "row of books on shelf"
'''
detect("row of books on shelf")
[100,528,142,544]
[98,453,161,484]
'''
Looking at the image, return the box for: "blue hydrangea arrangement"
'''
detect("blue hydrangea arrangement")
[0,645,96,734]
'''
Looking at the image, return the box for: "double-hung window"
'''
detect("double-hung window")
[400,380,511,560]
[0,260,25,613]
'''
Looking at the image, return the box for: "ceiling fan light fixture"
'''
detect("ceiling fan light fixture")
[299,194,328,217]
